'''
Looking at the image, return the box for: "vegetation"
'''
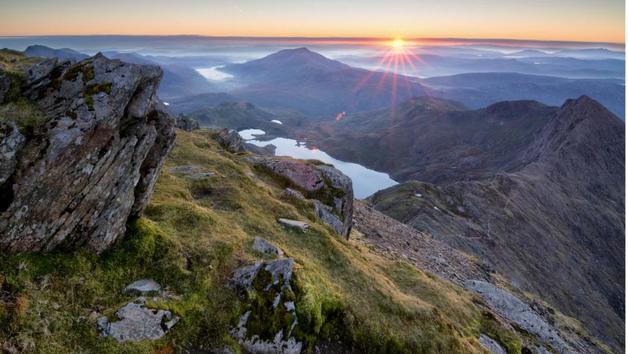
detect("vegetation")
[0,129,521,353]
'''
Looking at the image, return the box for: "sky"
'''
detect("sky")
[0,0,624,43]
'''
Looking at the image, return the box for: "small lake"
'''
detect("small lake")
[239,129,398,198]
[195,66,233,81]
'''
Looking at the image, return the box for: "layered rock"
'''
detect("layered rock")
[246,156,353,238]
[0,54,175,253]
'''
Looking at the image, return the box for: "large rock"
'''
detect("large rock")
[0,54,175,253]
[246,156,353,238]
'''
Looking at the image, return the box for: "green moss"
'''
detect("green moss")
[85,95,95,111]
[85,82,112,96]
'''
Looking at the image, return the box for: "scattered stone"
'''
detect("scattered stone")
[465,280,571,353]
[253,237,284,257]
[278,218,309,232]
[479,334,507,354]
[123,279,162,296]
[98,297,179,342]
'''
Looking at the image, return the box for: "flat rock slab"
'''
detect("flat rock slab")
[123,279,162,296]
[465,280,570,353]
[278,218,309,232]
[253,237,284,257]
[98,298,179,342]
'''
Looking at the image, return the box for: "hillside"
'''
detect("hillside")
[361,97,625,351]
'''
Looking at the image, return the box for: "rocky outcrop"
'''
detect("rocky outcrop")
[246,156,353,238]
[0,54,175,253]
[230,258,302,353]
[217,129,247,153]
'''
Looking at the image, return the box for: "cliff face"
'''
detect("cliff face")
[0,54,175,253]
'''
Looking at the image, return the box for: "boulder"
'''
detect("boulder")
[230,258,302,354]
[216,129,246,153]
[175,116,200,131]
[278,218,309,232]
[253,237,284,257]
[246,156,353,238]
[0,54,175,253]
[0,122,25,185]
[97,297,179,342]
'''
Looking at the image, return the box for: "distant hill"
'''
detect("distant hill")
[306,95,625,352]
[24,44,89,61]
[101,51,216,99]
[221,47,428,117]
[424,72,625,118]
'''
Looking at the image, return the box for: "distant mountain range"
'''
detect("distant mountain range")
[221,48,427,117]
[23,45,215,99]
[306,95,625,351]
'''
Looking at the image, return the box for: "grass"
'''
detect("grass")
[0,129,521,353]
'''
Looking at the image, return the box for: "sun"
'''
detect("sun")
[391,38,405,50]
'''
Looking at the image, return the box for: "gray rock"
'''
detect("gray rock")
[230,259,301,353]
[123,279,162,296]
[465,280,571,353]
[175,116,200,131]
[246,156,353,238]
[313,201,345,237]
[0,122,25,185]
[253,237,284,257]
[479,334,506,354]
[278,218,309,232]
[96,316,110,337]
[216,129,246,153]
[245,143,276,156]
[99,297,179,342]
[0,54,175,253]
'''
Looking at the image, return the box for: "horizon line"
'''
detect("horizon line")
[0,34,624,46]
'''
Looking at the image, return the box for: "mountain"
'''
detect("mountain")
[308,95,624,351]
[167,92,239,114]
[0,50,614,354]
[221,47,427,117]
[304,96,556,182]
[24,44,89,61]
[425,72,625,118]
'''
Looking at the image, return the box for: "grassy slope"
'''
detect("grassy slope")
[0,129,521,353]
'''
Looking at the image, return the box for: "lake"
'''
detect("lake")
[239,129,398,198]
